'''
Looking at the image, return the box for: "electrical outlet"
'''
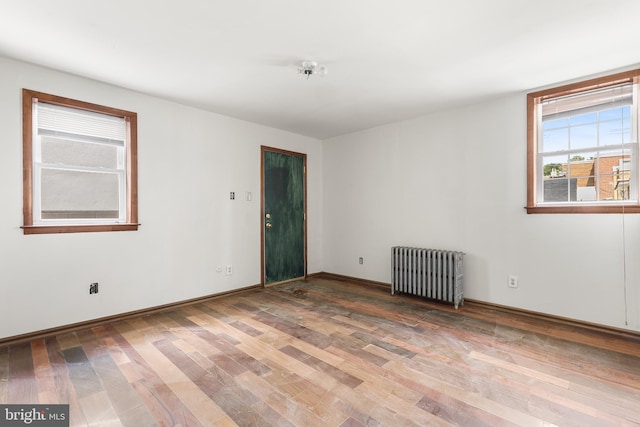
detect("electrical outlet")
[359,257,364,265]
[230,192,235,200]
[226,265,233,275]
[508,275,518,288]
[89,282,99,294]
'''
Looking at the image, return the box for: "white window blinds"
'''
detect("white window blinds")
[541,83,633,122]
[36,101,126,146]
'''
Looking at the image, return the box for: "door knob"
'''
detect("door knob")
[265,223,272,228]
[265,213,271,219]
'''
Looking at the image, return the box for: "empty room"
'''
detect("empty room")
[1,1,639,426]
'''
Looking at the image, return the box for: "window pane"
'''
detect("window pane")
[542,154,567,177]
[568,153,596,200]
[570,123,597,150]
[542,126,568,152]
[595,150,632,201]
[599,117,631,146]
[599,106,627,121]
[41,169,120,219]
[41,136,119,169]
[572,177,596,201]
[570,112,597,126]
[568,152,595,178]
[542,154,570,202]
[544,117,569,130]
[543,177,574,202]
[610,172,631,200]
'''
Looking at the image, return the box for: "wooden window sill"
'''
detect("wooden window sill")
[526,206,640,214]
[22,223,140,235]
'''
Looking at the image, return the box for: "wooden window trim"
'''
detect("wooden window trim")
[22,89,139,234]
[526,69,640,214]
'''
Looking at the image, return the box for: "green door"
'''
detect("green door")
[262,147,306,285]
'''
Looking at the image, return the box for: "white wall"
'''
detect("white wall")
[323,92,640,332]
[0,57,323,339]
[3,55,638,338]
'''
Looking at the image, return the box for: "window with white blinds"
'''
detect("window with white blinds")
[527,70,640,214]
[22,89,138,233]
[37,102,127,145]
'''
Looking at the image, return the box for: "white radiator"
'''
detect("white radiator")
[391,246,464,309]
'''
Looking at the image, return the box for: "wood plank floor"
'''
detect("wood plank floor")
[1,277,639,426]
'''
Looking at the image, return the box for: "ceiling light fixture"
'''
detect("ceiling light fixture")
[297,61,328,79]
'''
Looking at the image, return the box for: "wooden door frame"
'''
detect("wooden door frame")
[260,146,308,287]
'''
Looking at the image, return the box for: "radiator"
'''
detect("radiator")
[391,246,464,309]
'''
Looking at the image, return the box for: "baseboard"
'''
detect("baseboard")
[0,283,263,347]
[464,298,640,341]
[308,271,391,290]
[310,272,640,341]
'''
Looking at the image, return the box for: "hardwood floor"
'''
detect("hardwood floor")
[1,277,639,426]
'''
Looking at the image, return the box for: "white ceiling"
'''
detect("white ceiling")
[2,1,640,140]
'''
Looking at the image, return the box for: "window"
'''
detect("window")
[22,89,138,234]
[527,69,640,214]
